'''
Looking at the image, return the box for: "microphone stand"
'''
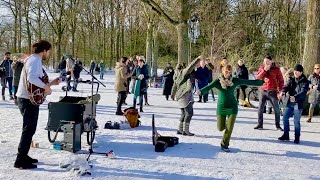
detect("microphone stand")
[79,67,106,161]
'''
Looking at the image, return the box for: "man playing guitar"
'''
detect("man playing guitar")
[14,40,60,169]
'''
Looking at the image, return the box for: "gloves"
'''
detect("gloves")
[138,74,144,80]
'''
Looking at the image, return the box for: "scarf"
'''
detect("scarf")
[218,74,234,89]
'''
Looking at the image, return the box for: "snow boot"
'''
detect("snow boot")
[221,144,230,152]
[2,95,4,101]
[182,123,194,136]
[278,133,290,141]
[254,124,263,130]
[307,108,314,123]
[14,155,37,169]
[294,136,300,144]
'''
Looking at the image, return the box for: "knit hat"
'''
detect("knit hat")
[294,64,303,72]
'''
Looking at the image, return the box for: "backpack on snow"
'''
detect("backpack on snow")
[123,107,141,128]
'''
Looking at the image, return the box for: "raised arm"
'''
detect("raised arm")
[256,66,267,80]
[200,79,219,95]
[181,58,201,77]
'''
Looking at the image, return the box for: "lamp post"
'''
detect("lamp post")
[188,14,200,63]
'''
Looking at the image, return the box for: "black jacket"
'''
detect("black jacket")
[282,74,309,109]
[234,64,249,80]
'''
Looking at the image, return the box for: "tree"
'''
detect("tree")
[302,0,320,74]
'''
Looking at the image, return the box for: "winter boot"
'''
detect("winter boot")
[140,106,143,112]
[254,124,263,130]
[220,144,230,152]
[307,108,314,123]
[25,155,38,164]
[9,95,14,100]
[177,122,184,135]
[14,155,37,169]
[182,123,194,136]
[2,95,4,101]
[267,107,272,114]
[198,95,202,102]
[294,136,300,144]
[278,133,290,141]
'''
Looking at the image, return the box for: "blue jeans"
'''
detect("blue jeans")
[283,103,302,137]
[100,71,104,79]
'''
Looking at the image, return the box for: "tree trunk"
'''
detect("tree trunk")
[146,20,153,65]
[176,22,190,64]
[110,0,115,68]
[152,28,158,78]
[303,0,320,74]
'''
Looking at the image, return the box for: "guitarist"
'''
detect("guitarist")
[14,40,60,169]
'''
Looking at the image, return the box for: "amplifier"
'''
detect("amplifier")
[61,123,81,153]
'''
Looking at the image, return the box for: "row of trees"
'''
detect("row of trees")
[0,0,319,74]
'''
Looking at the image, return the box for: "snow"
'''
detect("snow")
[0,71,320,180]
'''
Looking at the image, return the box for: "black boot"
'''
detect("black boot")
[140,107,143,112]
[267,107,272,114]
[294,136,300,144]
[278,133,290,141]
[254,124,263,130]
[198,95,202,102]
[165,95,169,100]
[26,155,38,164]
[14,155,37,169]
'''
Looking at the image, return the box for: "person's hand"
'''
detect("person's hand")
[313,85,318,90]
[290,96,295,102]
[138,74,144,80]
[278,92,284,100]
[44,85,52,95]
[51,77,61,85]
[264,78,269,83]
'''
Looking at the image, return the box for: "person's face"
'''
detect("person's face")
[138,61,144,67]
[167,63,171,68]
[294,71,302,78]
[133,60,137,65]
[314,66,320,74]
[238,61,244,66]
[263,58,272,66]
[5,54,10,59]
[136,55,140,60]
[223,69,232,79]
[42,50,51,60]
[200,60,205,67]
[222,59,228,65]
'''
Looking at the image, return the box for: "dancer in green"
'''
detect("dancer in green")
[199,65,264,152]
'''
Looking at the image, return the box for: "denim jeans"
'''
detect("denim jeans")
[283,103,302,137]
[100,72,104,79]
[258,90,281,127]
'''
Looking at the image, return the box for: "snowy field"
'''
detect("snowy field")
[0,71,319,180]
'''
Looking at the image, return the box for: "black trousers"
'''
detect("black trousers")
[1,76,13,96]
[17,98,40,156]
[117,91,127,112]
[236,86,247,101]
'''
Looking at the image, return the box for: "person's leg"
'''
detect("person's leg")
[183,103,194,136]
[1,77,5,98]
[307,103,316,122]
[221,114,237,147]
[177,108,186,134]
[210,89,215,101]
[236,88,240,102]
[7,77,13,97]
[217,115,227,131]
[139,93,144,112]
[15,98,39,169]
[268,91,282,129]
[144,92,149,105]
[116,92,125,115]
[293,106,302,143]
[279,106,293,140]
[73,77,78,91]
[204,93,209,102]
[241,86,247,101]
[198,95,202,102]
[256,91,268,129]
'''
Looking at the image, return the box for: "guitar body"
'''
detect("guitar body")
[27,70,49,105]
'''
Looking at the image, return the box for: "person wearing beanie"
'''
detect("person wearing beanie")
[306,64,320,123]
[278,64,309,144]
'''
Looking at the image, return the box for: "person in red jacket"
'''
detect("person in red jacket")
[254,56,284,130]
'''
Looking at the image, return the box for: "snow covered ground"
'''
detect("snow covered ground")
[0,71,319,180]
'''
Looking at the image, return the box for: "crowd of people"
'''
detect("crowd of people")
[1,38,319,169]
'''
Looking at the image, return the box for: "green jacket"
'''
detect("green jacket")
[99,62,106,71]
[201,78,263,115]
[171,58,200,101]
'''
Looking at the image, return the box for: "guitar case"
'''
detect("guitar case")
[152,114,178,152]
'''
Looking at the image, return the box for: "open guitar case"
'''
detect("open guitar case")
[152,114,179,152]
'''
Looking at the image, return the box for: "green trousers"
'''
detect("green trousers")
[217,114,237,147]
